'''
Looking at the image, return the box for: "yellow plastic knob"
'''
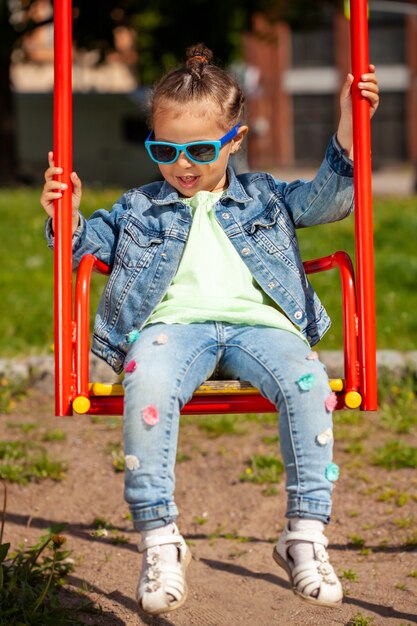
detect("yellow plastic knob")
[73,395,91,414]
[329,378,344,392]
[345,390,362,409]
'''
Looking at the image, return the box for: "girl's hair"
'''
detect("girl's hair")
[149,43,245,130]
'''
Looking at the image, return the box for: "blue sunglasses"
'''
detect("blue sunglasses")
[145,124,241,165]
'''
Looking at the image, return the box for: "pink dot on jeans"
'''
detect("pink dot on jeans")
[325,392,338,412]
[124,359,137,373]
[142,404,159,426]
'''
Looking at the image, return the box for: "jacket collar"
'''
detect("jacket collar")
[150,166,252,206]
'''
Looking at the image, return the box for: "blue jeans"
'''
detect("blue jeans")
[122,322,337,531]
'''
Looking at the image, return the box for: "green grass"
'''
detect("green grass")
[371,440,417,470]
[297,194,417,350]
[198,414,247,438]
[0,441,67,484]
[341,568,359,582]
[1,188,417,356]
[0,377,28,413]
[240,453,284,484]
[377,369,417,434]
[0,187,121,357]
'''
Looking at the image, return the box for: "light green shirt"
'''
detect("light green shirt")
[146,190,306,342]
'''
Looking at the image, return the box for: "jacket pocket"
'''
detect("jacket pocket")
[116,221,163,269]
[247,210,294,253]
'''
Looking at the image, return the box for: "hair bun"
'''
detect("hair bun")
[186,43,213,66]
[191,54,208,64]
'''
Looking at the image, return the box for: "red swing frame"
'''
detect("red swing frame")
[52,0,378,417]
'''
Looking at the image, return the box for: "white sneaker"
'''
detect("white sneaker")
[273,522,343,607]
[137,523,191,615]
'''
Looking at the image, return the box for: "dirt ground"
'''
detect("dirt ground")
[1,386,416,626]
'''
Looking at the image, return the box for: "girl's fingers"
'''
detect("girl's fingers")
[44,166,63,182]
[359,79,378,89]
[344,73,354,91]
[48,151,55,167]
[44,180,68,192]
[72,174,82,193]
[44,191,64,201]
[361,89,379,101]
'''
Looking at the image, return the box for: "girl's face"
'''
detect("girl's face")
[152,103,248,196]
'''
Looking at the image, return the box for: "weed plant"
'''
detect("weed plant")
[0,483,92,625]
[240,453,284,484]
[347,614,375,626]
[371,440,417,470]
[0,377,28,414]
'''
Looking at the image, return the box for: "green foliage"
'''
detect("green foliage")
[0,441,67,485]
[0,377,28,414]
[341,568,359,582]
[0,523,89,626]
[92,516,114,530]
[72,0,339,84]
[347,614,375,626]
[41,428,66,442]
[377,369,417,434]
[347,533,366,549]
[198,414,246,438]
[240,453,284,484]
[403,532,417,550]
[104,442,125,472]
[261,434,279,445]
[6,421,38,435]
[177,452,192,463]
[371,440,417,470]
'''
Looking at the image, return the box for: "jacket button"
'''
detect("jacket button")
[242,247,251,255]
[268,281,276,289]
[294,311,303,320]
[222,212,230,219]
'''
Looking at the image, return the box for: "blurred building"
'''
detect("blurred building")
[244,6,417,171]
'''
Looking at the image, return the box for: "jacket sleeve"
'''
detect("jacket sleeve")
[278,135,354,228]
[45,194,128,270]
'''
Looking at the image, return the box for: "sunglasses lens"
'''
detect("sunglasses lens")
[150,144,177,163]
[187,144,216,162]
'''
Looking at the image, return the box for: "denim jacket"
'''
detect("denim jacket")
[46,135,354,373]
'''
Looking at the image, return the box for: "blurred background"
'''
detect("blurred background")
[1,0,417,356]
[1,0,417,187]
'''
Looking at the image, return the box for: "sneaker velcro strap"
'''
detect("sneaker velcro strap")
[284,530,329,547]
[139,534,185,553]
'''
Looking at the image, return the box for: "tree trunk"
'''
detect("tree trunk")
[0,54,18,185]
[0,1,18,186]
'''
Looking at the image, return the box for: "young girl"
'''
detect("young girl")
[41,43,379,616]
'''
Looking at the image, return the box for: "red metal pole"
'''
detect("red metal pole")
[53,0,73,416]
[350,0,378,410]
